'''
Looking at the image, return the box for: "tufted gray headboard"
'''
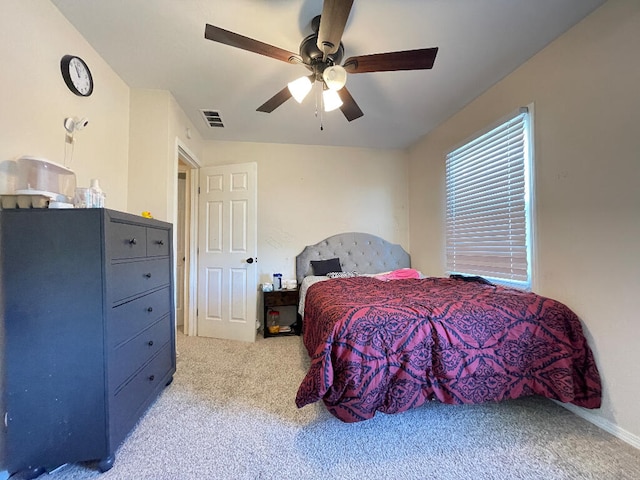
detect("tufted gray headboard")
[295,232,411,284]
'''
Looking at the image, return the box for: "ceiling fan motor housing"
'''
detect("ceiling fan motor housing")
[299,33,344,80]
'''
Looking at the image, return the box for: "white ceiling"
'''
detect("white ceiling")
[50,0,606,149]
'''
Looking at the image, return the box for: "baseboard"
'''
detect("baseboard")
[557,402,640,449]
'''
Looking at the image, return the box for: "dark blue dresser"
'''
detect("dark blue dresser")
[0,208,176,478]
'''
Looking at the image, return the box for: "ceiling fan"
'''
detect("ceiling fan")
[204,0,438,122]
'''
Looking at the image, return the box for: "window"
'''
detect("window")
[445,107,533,289]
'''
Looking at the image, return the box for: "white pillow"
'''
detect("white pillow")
[326,271,359,278]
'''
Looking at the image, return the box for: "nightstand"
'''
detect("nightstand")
[263,289,302,338]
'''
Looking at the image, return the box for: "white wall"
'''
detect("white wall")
[201,141,409,285]
[408,0,640,444]
[0,0,130,211]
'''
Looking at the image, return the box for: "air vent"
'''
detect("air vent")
[201,109,224,128]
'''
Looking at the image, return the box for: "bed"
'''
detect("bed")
[294,232,602,423]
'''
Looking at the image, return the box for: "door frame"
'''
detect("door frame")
[174,139,201,337]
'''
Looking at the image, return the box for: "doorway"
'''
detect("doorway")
[176,163,188,331]
[175,142,200,337]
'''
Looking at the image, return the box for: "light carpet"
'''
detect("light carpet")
[31,332,640,480]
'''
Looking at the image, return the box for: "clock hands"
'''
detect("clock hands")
[74,60,82,78]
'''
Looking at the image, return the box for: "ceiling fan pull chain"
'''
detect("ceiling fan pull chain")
[319,84,325,131]
[311,81,323,131]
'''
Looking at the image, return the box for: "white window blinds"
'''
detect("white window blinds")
[445,108,532,287]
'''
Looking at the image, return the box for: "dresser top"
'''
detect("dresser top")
[0,208,172,229]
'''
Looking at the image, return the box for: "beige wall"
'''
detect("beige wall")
[128,89,203,224]
[0,0,130,211]
[128,89,171,220]
[201,141,409,285]
[167,94,203,221]
[408,0,640,443]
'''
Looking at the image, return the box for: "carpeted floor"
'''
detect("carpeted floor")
[29,332,640,480]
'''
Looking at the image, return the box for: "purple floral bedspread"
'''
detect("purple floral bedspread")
[295,277,602,423]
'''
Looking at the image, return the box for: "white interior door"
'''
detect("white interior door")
[197,162,258,342]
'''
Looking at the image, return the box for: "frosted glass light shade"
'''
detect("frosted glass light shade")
[322,65,347,91]
[323,88,343,112]
[287,76,312,103]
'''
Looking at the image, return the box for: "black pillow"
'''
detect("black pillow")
[311,257,342,276]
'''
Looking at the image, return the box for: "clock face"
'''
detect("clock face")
[61,55,93,97]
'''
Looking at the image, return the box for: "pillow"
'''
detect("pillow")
[311,257,342,276]
[374,268,422,281]
[327,271,359,279]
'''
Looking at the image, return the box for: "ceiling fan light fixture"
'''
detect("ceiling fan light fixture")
[323,88,343,112]
[288,76,312,103]
[322,65,347,90]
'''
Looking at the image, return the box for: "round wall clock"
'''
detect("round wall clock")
[60,55,94,97]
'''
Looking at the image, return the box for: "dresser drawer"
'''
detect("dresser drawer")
[108,222,147,260]
[110,258,170,304]
[110,344,173,446]
[146,228,170,257]
[109,287,171,347]
[264,290,298,307]
[109,315,171,389]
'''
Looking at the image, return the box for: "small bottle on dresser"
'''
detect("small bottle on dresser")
[90,179,105,208]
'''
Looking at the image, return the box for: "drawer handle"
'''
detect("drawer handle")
[129,238,137,245]
[144,273,152,278]
[148,375,155,382]
[147,306,153,312]
[148,340,154,346]
[156,240,164,245]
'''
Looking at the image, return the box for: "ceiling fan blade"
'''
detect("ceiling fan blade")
[205,24,301,64]
[343,47,439,73]
[317,0,354,57]
[256,86,293,113]
[338,87,363,122]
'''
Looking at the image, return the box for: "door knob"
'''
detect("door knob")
[246,257,255,264]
